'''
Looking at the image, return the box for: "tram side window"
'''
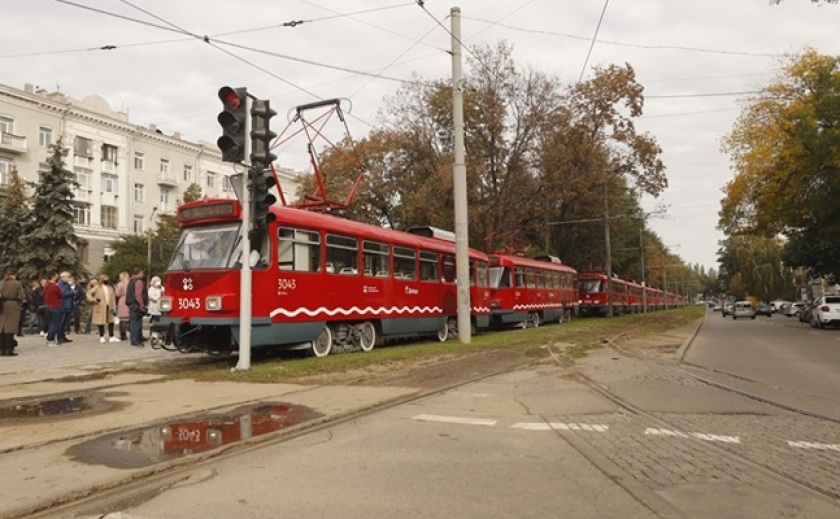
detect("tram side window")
[442,255,456,283]
[514,267,525,288]
[327,234,359,275]
[363,241,389,277]
[526,268,536,288]
[420,251,439,282]
[536,270,546,289]
[278,227,321,272]
[476,261,489,287]
[468,260,476,286]
[394,246,416,279]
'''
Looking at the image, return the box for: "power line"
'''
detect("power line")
[579,0,611,83]
[462,16,782,58]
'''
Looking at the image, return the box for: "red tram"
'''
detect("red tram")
[578,271,686,316]
[152,199,491,356]
[487,254,578,328]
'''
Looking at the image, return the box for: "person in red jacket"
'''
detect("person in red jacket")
[42,271,63,346]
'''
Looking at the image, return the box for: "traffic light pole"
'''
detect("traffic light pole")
[235,166,252,371]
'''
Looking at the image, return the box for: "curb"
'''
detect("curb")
[675,308,706,361]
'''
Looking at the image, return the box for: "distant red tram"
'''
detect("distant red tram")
[153,199,491,356]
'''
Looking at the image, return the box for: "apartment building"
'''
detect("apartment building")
[0,82,299,274]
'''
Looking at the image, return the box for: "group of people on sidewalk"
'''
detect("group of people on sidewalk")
[0,266,164,356]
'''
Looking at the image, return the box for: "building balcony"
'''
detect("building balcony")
[101,160,116,174]
[157,172,179,187]
[0,132,27,154]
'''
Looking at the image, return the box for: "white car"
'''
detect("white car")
[810,296,840,328]
[732,301,756,320]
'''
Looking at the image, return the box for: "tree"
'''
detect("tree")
[717,235,794,301]
[0,170,33,274]
[18,139,89,281]
[720,49,840,278]
[181,182,203,204]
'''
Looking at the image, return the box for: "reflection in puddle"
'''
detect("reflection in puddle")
[0,395,90,419]
[66,403,323,469]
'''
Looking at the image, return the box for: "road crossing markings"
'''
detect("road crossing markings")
[787,440,840,451]
[413,414,497,426]
[512,422,609,432]
[645,427,741,444]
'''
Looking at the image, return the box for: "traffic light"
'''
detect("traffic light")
[216,86,248,163]
[250,99,277,167]
[251,167,278,228]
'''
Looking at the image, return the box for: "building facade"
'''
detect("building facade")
[0,82,299,275]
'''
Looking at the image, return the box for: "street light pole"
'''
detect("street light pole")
[147,206,158,275]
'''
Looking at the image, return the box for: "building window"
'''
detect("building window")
[133,215,145,234]
[101,143,118,162]
[39,126,53,148]
[0,156,13,186]
[206,171,216,188]
[134,151,144,170]
[0,116,13,134]
[134,183,144,203]
[223,175,233,192]
[160,187,171,210]
[101,205,118,229]
[160,158,169,174]
[183,164,193,183]
[74,167,93,190]
[74,136,93,157]
[101,173,118,193]
[73,204,91,226]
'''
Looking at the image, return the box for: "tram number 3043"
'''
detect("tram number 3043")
[177,297,201,310]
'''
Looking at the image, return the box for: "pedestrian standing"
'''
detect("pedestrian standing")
[36,278,48,335]
[114,271,130,341]
[87,273,119,343]
[126,267,148,346]
[27,280,44,335]
[67,276,85,335]
[43,272,62,346]
[84,279,97,335]
[0,268,27,356]
[147,276,163,323]
[57,271,74,344]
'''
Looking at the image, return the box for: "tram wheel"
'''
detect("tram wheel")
[437,320,450,342]
[527,312,541,328]
[357,322,376,352]
[311,325,333,358]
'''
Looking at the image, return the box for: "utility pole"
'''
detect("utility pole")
[451,7,470,343]
[604,181,613,317]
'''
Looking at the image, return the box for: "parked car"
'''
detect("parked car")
[798,302,813,323]
[721,302,734,317]
[732,301,756,320]
[770,300,788,314]
[783,302,806,318]
[755,303,773,317]
[810,295,840,328]
[777,301,793,315]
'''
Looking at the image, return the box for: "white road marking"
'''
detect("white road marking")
[787,440,840,451]
[512,422,609,432]
[645,427,740,444]
[413,414,497,426]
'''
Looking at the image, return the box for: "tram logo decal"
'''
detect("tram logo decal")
[182,277,194,291]
[269,305,442,318]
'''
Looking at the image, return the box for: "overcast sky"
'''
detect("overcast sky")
[3,0,840,270]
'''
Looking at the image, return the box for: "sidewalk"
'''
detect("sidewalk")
[0,328,179,386]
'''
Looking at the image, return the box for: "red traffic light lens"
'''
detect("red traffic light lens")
[218,86,243,109]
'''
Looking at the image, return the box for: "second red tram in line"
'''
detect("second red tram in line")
[487,254,578,328]
[153,199,491,357]
[578,271,687,316]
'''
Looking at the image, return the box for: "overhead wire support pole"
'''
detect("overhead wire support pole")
[451,7,470,343]
[235,96,254,372]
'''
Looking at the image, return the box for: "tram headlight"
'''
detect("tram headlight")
[206,296,223,311]
[207,429,223,445]
[159,297,173,312]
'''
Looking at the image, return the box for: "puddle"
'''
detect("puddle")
[0,394,92,419]
[66,402,323,469]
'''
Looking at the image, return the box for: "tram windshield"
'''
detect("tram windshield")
[169,223,241,270]
[579,279,605,294]
[489,266,511,289]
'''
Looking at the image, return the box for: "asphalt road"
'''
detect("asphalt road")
[683,310,840,420]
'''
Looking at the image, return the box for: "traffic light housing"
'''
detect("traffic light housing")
[250,99,277,167]
[251,167,278,228]
[217,86,248,163]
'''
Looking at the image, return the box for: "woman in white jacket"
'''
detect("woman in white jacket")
[147,276,164,323]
